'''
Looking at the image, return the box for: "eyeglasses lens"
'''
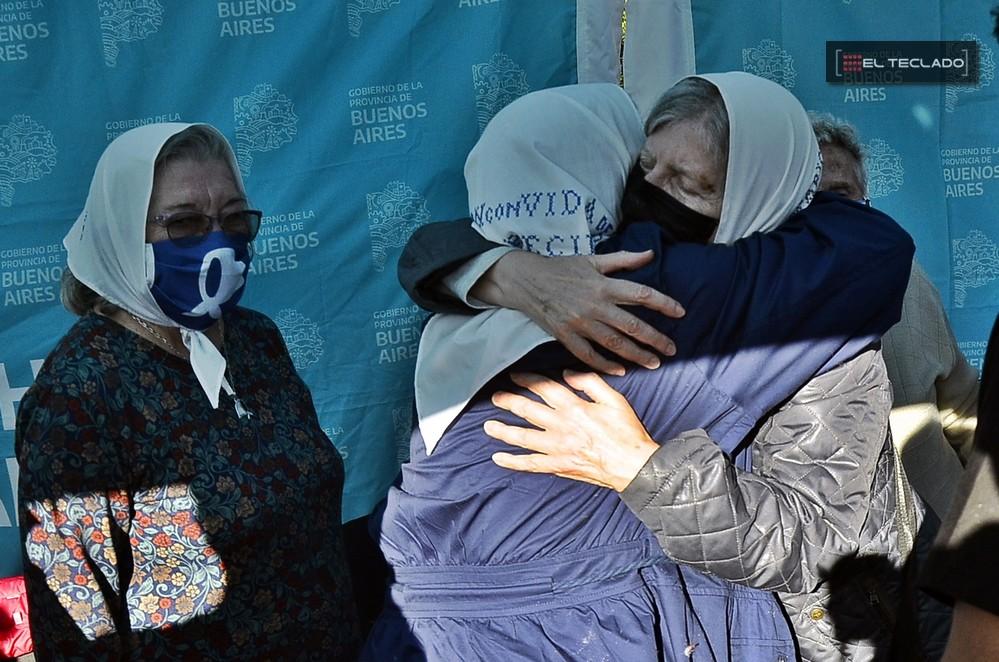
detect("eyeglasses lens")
[165,210,261,246]
[166,214,212,246]
[222,210,261,241]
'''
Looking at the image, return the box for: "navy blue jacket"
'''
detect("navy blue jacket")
[368,194,914,660]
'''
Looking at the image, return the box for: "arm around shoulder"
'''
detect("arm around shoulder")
[397,218,506,314]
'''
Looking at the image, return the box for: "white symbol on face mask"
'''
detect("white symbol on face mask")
[184,248,247,319]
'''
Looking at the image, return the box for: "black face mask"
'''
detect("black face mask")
[620,161,719,244]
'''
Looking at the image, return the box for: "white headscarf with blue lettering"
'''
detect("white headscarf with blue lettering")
[465,84,646,256]
[64,122,246,411]
[415,84,646,452]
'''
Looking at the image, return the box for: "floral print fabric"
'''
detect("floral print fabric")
[17,310,359,660]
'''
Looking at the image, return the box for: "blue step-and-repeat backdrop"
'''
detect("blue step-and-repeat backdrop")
[687,0,999,372]
[0,1,579,577]
[1,1,997,579]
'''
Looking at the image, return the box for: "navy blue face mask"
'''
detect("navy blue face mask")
[148,231,251,331]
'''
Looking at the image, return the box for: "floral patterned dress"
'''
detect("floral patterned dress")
[16,309,359,660]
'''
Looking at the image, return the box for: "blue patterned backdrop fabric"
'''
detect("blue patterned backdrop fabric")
[688,0,999,374]
[0,1,578,577]
[2,1,997,581]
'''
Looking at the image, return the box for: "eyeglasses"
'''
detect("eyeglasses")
[152,209,263,247]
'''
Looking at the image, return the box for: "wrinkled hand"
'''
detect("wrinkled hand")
[470,250,685,376]
[485,370,659,492]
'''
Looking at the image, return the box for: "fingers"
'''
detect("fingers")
[490,390,564,432]
[491,452,615,490]
[603,308,676,359]
[557,314,670,372]
[490,451,575,479]
[554,330,626,376]
[603,278,685,320]
[591,250,655,274]
[507,372,587,411]
[590,252,686,319]
[484,420,560,455]
[491,451,560,473]
[562,370,629,408]
[575,317,663,370]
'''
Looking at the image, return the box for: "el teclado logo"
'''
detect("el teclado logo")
[827,40,980,85]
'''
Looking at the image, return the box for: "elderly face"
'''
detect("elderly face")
[145,158,246,243]
[639,118,726,220]
[818,143,865,202]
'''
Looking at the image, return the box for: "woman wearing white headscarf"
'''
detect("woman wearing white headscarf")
[16,124,359,659]
[368,75,913,661]
[479,74,917,662]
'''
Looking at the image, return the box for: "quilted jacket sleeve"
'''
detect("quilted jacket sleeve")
[619,348,893,595]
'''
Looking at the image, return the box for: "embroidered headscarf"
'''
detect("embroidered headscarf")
[416,84,645,452]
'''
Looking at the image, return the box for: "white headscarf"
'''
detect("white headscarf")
[64,122,245,409]
[465,84,645,255]
[695,72,822,244]
[415,84,645,452]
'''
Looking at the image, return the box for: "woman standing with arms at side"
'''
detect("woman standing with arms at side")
[16,124,359,660]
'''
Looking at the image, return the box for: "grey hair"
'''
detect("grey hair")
[156,125,242,192]
[61,269,119,316]
[809,112,868,196]
[62,125,240,317]
[644,77,729,172]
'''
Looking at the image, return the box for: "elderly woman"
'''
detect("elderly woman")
[369,75,913,661]
[16,124,359,659]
